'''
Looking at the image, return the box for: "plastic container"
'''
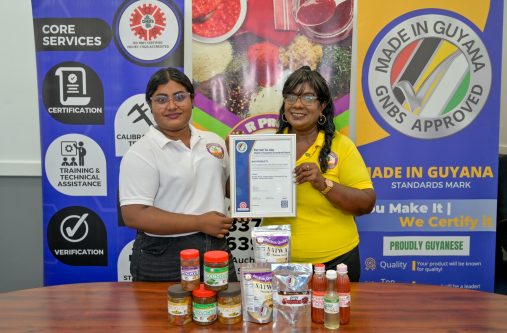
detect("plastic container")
[218,283,242,324]
[203,250,229,291]
[167,284,192,326]
[324,270,340,329]
[336,263,351,325]
[180,249,200,291]
[311,263,326,323]
[192,283,217,326]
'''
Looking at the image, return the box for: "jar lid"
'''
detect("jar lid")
[204,250,228,263]
[168,284,191,297]
[218,283,241,297]
[180,249,199,260]
[192,283,216,298]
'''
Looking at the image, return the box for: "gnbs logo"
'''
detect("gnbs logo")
[364,11,491,139]
[113,0,183,66]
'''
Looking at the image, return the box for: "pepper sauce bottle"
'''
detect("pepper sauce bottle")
[336,263,351,325]
[311,263,326,323]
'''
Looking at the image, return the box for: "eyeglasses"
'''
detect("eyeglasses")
[284,93,319,106]
[150,92,192,106]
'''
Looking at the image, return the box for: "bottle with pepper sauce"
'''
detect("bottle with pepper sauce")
[336,263,351,325]
[311,263,326,323]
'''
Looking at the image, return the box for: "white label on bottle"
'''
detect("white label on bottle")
[339,293,351,307]
[312,294,324,309]
[324,299,339,314]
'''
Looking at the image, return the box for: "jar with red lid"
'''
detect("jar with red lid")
[180,249,200,291]
[203,250,229,291]
[192,283,217,325]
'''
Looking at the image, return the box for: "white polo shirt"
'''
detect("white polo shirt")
[119,125,229,237]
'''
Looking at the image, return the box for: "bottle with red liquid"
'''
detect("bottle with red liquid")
[336,263,350,325]
[311,263,326,323]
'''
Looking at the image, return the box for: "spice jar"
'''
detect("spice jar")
[167,284,192,326]
[203,250,229,291]
[180,249,200,291]
[192,283,217,326]
[218,283,242,324]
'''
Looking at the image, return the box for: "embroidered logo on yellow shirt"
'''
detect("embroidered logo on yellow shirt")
[327,152,338,169]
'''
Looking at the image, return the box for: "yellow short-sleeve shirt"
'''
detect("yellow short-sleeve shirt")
[262,131,373,263]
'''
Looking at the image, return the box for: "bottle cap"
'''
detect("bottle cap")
[204,250,229,263]
[326,269,337,279]
[192,283,217,298]
[314,263,325,274]
[218,283,241,297]
[337,263,348,274]
[180,249,199,260]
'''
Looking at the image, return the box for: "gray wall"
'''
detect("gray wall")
[1,1,507,292]
[0,177,43,292]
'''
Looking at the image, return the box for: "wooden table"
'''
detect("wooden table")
[1,281,506,332]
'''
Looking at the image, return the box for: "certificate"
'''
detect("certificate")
[229,134,296,218]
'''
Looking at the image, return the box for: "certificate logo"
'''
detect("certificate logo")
[206,143,225,159]
[364,12,491,139]
[236,141,248,153]
[238,201,249,211]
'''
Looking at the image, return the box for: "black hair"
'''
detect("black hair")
[145,67,194,104]
[277,66,336,173]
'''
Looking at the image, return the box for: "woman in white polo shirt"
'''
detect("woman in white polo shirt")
[119,67,236,281]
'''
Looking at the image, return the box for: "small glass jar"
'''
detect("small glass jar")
[218,283,242,324]
[167,284,192,326]
[203,250,229,291]
[192,283,217,326]
[180,249,200,291]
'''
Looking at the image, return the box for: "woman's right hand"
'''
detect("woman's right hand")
[198,211,233,238]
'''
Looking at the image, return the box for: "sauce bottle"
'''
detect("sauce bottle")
[180,249,200,291]
[324,270,339,329]
[336,263,351,325]
[311,263,326,323]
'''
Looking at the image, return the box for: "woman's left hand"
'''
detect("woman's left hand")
[294,163,326,191]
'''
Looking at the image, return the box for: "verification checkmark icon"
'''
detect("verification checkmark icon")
[66,213,89,237]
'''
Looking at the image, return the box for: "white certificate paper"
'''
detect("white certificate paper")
[229,134,296,218]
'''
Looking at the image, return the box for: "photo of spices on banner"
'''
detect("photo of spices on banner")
[191,0,354,137]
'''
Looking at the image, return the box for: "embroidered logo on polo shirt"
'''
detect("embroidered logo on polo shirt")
[206,143,225,159]
[327,152,338,169]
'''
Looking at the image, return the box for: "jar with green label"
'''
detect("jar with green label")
[203,250,229,291]
[192,283,217,326]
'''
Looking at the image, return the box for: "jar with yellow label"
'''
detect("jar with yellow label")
[167,284,192,326]
[218,283,242,324]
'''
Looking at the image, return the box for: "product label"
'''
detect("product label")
[274,291,310,307]
[312,293,324,309]
[168,301,188,315]
[204,265,228,286]
[218,303,242,318]
[180,265,199,281]
[192,302,217,322]
[254,236,290,263]
[324,298,339,314]
[338,293,351,307]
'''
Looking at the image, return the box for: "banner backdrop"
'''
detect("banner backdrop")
[33,0,355,284]
[355,0,503,291]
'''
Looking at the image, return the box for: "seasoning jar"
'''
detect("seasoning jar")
[167,284,192,326]
[180,249,200,291]
[218,283,242,324]
[192,283,217,326]
[203,250,229,291]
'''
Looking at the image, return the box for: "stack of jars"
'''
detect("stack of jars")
[167,249,242,326]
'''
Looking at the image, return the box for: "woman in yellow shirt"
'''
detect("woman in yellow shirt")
[262,66,376,281]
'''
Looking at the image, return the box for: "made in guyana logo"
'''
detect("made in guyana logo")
[364,10,492,139]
